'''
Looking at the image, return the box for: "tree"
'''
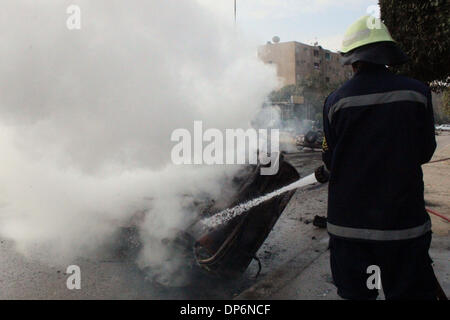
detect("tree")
[268,84,302,103]
[443,88,450,119]
[269,73,344,122]
[379,0,450,89]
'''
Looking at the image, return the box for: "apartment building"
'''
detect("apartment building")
[258,41,353,87]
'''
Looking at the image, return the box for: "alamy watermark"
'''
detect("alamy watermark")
[366,265,382,290]
[66,265,81,290]
[66,5,81,30]
[171,121,280,175]
[366,5,382,30]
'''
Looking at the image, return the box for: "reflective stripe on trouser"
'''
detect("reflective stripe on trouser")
[328,90,428,123]
[327,220,431,241]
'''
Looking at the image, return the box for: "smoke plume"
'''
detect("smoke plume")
[0,0,277,283]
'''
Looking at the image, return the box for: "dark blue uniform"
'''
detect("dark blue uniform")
[322,64,437,299]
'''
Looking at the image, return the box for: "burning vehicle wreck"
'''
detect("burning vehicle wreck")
[116,154,301,285]
[193,154,300,279]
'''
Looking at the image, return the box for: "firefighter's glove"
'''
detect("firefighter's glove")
[315,165,330,183]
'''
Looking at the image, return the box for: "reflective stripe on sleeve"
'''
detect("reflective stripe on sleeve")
[327,220,431,241]
[328,90,428,123]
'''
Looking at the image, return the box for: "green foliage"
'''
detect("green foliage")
[379,0,450,88]
[269,73,345,120]
[269,84,302,102]
[443,87,450,118]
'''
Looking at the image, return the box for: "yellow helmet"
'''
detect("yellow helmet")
[341,15,395,54]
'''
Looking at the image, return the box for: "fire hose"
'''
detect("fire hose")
[426,208,450,223]
[426,157,450,164]
[424,158,450,222]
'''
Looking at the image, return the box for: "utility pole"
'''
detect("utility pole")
[234,0,237,25]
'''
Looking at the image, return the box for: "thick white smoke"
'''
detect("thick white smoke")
[0,0,277,280]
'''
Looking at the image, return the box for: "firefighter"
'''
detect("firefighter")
[317,15,438,300]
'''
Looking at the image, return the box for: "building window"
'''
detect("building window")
[314,62,320,69]
[326,77,330,82]
[325,52,331,61]
[313,50,319,57]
